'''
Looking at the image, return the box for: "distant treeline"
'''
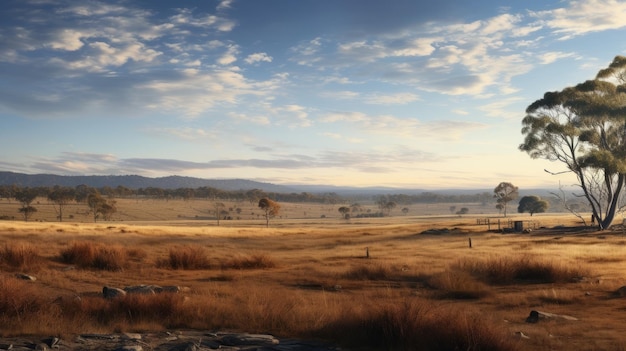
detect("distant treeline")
[0,184,504,205]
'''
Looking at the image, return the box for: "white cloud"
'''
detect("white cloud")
[365,93,420,105]
[538,51,576,64]
[217,45,238,65]
[321,111,486,140]
[536,0,626,39]
[48,29,86,51]
[244,52,273,64]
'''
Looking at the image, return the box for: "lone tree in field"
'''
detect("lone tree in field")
[494,182,519,217]
[14,187,38,221]
[87,191,117,222]
[258,198,280,227]
[517,196,549,216]
[338,206,350,219]
[213,202,226,226]
[520,55,626,229]
[48,186,75,222]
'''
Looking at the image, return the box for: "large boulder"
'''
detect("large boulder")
[103,286,127,299]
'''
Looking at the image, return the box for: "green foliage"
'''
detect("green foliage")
[518,195,549,216]
[520,55,626,229]
[493,182,518,217]
[258,198,280,227]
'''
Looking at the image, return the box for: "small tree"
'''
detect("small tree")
[87,191,117,222]
[494,182,519,217]
[338,206,351,219]
[258,198,280,228]
[401,207,409,215]
[456,207,469,216]
[14,187,39,221]
[518,196,549,216]
[213,202,226,226]
[48,186,75,222]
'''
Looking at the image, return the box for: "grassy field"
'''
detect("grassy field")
[1,198,626,350]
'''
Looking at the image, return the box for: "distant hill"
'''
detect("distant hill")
[0,171,558,198]
[0,171,294,193]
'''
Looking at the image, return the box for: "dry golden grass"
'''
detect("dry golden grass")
[1,208,626,350]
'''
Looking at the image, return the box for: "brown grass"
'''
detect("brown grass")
[159,246,211,270]
[317,299,520,350]
[0,211,625,350]
[221,253,276,270]
[0,243,41,271]
[453,255,589,285]
[60,242,129,271]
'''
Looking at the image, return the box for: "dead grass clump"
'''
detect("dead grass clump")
[427,270,491,299]
[0,243,41,271]
[0,276,51,334]
[343,263,393,280]
[221,253,276,270]
[160,246,211,270]
[60,242,128,271]
[454,255,588,285]
[61,293,188,331]
[316,299,519,351]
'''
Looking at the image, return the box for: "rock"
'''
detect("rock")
[615,286,626,297]
[115,346,143,351]
[525,310,578,323]
[124,285,157,295]
[15,273,36,281]
[102,286,126,299]
[43,337,60,348]
[515,331,530,339]
[0,330,341,350]
[122,334,141,341]
[221,333,279,346]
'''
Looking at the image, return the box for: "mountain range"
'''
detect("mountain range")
[0,171,557,197]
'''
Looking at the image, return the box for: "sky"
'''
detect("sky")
[1,0,626,190]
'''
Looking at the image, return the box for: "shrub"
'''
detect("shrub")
[60,242,128,271]
[221,253,276,270]
[162,246,211,270]
[0,243,41,270]
[427,270,491,299]
[454,255,588,285]
[0,276,49,329]
[343,263,393,280]
[316,299,519,351]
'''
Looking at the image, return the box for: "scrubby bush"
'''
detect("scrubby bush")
[160,246,211,270]
[221,253,276,270]
[316,299,519,351]
[0,243,41,270]
[60,242,128,271]
[454,255,588,285]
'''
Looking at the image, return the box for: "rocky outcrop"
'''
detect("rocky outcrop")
[525,310,578,323]
[103,285,188,298]
[0,330,340,350]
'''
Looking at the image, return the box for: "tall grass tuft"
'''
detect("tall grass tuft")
[316,299,519,351]
[427,270,491,299]
[0,243,41,271]
[221,253,276,269]
[0,276,50,334]
[161,246,211,270]
[60,242,128,271]
[343,263,393,280]
[454,255,589,285]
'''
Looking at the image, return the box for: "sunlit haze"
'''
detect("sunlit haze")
[1,0,624,189]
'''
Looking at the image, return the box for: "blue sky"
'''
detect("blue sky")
[1,0,626,189]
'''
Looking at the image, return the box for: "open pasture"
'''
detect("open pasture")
[1,209,626,350]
